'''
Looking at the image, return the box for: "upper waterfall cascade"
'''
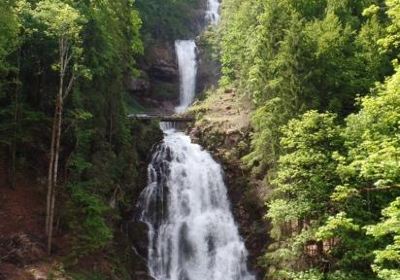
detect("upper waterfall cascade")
[174,0,220,113]
[175,40,197,113]
[206,0,221,25]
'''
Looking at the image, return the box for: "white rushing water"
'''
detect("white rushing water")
[137,130,255,280]
[175,40,197,113]
[206,0,221,25]
[136,1,253,279]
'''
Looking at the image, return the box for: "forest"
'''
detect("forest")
[218,0,400,279]
[0,0,399,279]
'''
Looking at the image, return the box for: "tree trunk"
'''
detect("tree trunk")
[10,53,21,190]
[46,37,68,254]
[47,93,63,254]
[10,90,18,190]
[46,103,58,236]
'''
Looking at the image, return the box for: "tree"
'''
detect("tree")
[0,0,19,73]
[336,65,400,279]
[264,111,343,278]
[366,198,400,280]
[31,0,87,254]
[0,0,20,189]
[63,0,143,257]
[378,0,400,52]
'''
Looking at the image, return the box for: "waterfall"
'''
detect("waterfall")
[136,1,254,279]
[173,0,220,113]
[175,40,197,113]
[137,130,255,280]
[206,0,221,25]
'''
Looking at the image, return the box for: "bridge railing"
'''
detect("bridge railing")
[128,113,195,122]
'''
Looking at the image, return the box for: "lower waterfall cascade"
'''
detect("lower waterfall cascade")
[137,129,255,280]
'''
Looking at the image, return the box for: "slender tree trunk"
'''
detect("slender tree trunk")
[10,85,19,190]
[46,105,57,236]
[109,109,113,145]
[46,37,67,254]
[47,94,63,254]
[10,53,21,190]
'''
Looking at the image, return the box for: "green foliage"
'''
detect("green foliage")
[378,0,400,51]
[265,111,343,277]
[136,0,201,41]
[0,0,146,263]
[69,271,108,280]
[221,0,392,175]
[67,183,113,257]
[0,0,19,73]
[366,198,400,280]
[218,1,400,277]
[33,0,85,40]
[316,212,360,240]
[31,0,89,78]
[337,66,400,280]
[286,269,326,280]
[263,52,400,280]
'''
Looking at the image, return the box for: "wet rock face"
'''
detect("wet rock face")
[128,221,149,259]
[129,42,180,104]
[126,221,156,280]
[196,36,220,95]
[126,74,151,94]
[149,59,178,82]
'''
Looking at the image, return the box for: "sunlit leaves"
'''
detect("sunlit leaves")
[379,0,400,51]
[219,0,399,278]
[33,0,86,40]
[0,0,19,72]
[316,212,360,240]
[366,198,400,280]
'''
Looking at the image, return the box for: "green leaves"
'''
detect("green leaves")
[316,212,360,240]
[227,0,391,182]
[379,0,400,51]
[0,0,145,262]
[264,111,343,277]
[32,0,86,40]
[264,68,400,279]
[366,197,400,280]
[217,0,400,278]
[136,0,201,40]
[67,183,113,257]
[0,0,19,73]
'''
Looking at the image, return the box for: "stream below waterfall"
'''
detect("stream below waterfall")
[135,1,254,279]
